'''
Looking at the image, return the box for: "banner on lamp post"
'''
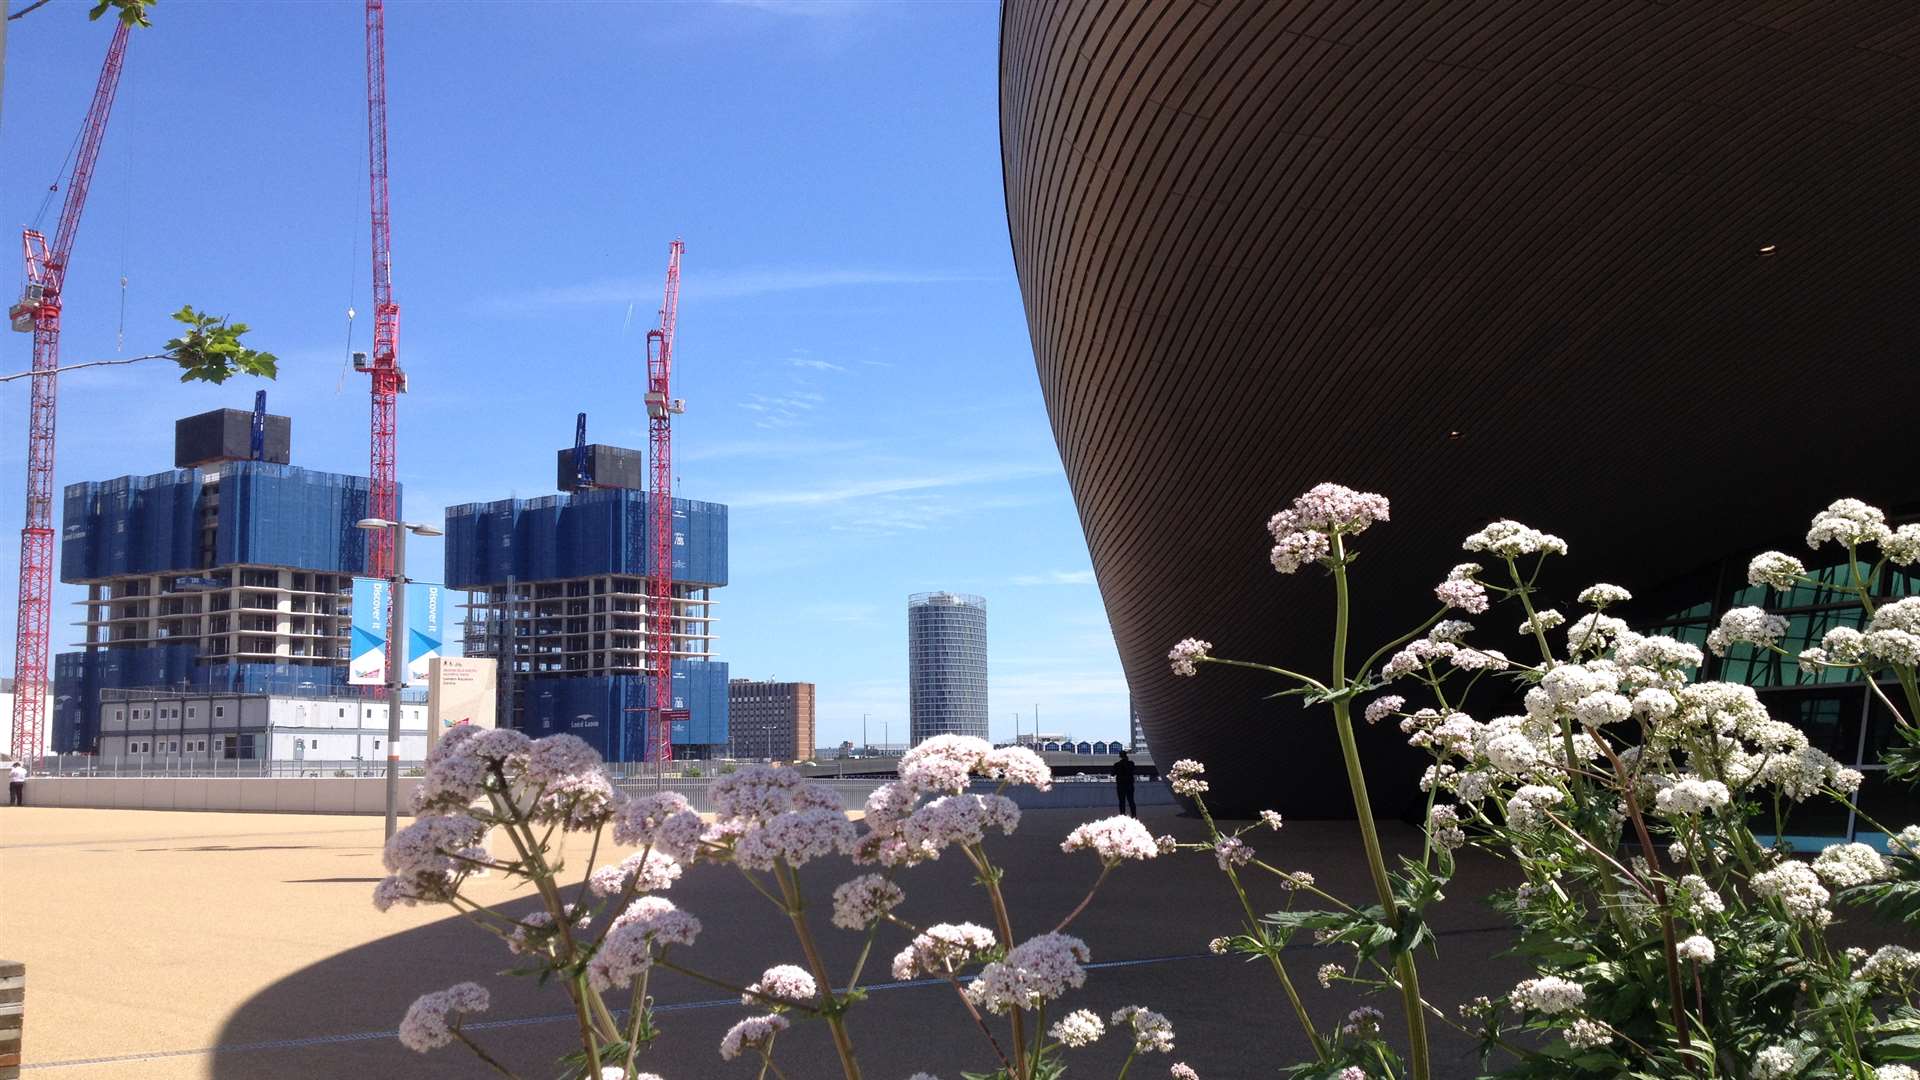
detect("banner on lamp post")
[427,656,497,751]
[350,578,445,686]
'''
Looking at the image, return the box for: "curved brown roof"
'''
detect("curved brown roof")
[1000,0,1920,814]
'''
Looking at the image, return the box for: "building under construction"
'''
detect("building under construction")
[51,408,384,752]
[446,441,729,761]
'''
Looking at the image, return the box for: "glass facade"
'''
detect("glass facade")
[908,592,989,745]
[1639,512,1918,847]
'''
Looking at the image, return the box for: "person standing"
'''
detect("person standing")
[1114,749,1137,817]
[8,760,25,807]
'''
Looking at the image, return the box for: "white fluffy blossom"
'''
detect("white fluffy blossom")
[743,964,817,1006]
[1577,584,1632,606]
[1519,609,1566,635]
[965,933,1090,1013]
[1858,945,1920,985]
[1436,575,1489,614]
[397,982,489,1053]
[831,873,905,930]
[1563,1017,1612,1050]
[1167,638,1212,676]
[1484,732,1541,776]
[1674,874,1725,922]
[1676,935,1715,964]
[1110,1005,1175,1053]
[1806,498,1890,549]
[1048,1008,1105,1048]
[891,923,997,980]
[735,807,859,871]
[1428,804,1465,850]
[1269,529,1331,574]
[1463,520,1567,558]
[1510,975,1585,1015]
[1653,776,1731,816]
[1748,552,1807,590]
[1275,483,1391,535]
[1885,524,1920,566]
[1168,759,1208,798]
[719,1014,789,1061]
[586,897,703,991]
[1061,815,1160,864]
[1707,606,1791,657]
[1214,835,1254,871]
[1752,861,1831,922]
[1812,842,1888,887]
[589,850,682,897]
[1876,1066,1920,1080]
[1363,696,1405,725]
[1752,1045,1798,1080]
[613,792,705,860]
[981,746,1053,789]
[1505,785,1565,829]
[1171,1066,1200,1080]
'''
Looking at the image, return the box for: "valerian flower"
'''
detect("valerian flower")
[965,933,1091,1013]
[1510,975,1585,1015]
[1577,584,1632,606]
[1061,815,1160,864]
[1748,551,1807,590]
[831,873,905,930]
[1110,1004,1175,1052]
[1706,606,1790,657]
[397,982,489,1053]
[1167,638,1212,676]
[1048,1008,1105,1047]
[1462,519,1567,558]
[719,1014,789,1061]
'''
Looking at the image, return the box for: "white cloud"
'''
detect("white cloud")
[727,462,1056,510]
[791,359,848,373]
[1011,569,1096,587]
[492,268,987,314]
[680,436,870,463]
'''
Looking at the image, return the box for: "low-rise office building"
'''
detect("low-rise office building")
[94,691,427,764]
[726,679,815,762]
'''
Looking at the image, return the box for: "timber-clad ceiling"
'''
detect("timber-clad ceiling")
[1000,0,1920,814]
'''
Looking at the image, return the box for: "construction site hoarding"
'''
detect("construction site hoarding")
[427,657,497,750]
[349,578,444,685]
[443,491,726,589]
[520,660,729,762]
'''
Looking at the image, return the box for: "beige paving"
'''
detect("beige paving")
[0,804,1549,1079]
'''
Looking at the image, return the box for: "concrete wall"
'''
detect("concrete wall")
[21,776,421,815]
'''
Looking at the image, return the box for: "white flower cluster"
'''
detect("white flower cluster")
[1171,1065,1201,1080]
[1435,564,1490,614]
[719,1014,789,1061]
[1675,935,1715,964]
[1259,810,1285,831]
[612,791,706,860]
[1751,861,1832,923]
[1752,1046,1798,1080]
[1866,597,1920,668]
[1364,695,1405,725]
[854,737,1050,867]
[1428,804,1465,850]
[1213,835,1255,871]
[586,896,703,991]
[411,725,531,813]
[1673,874,1725,922]
[1812,842,1888,887]
[1707,606,1791,657]
[1061,815,1161,864]
[1888,524,1920,566]
[1807,498,1889,549]
[504,905,590,956]
[742,964,817,1006]
[1462,519,1567,558]
[1877,1065,1920,1080]
[375,812,489,911]
[965,932,1090,1014]
[1168,759,1208,798]
[1509,975,1585,1015]
[588,850,682,897]
[1652,775,1731,817]
[1858,945,1920,986]
[830,873,905,930]
[1110,1004,1175,1053]
[1563,1017,1612,1050]
[1167,638,1212,676]
[891,923,997,980]
[1577,584,1632,607]
[1747,551,1807,590]
[397,982,489,1053]
[1893,825,1920,857]
[1519,608,1566,635]
[1048,1008,1104,1047]
[1505,785,1565,829]
[1265,485,1389,572]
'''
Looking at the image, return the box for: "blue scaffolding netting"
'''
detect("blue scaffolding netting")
[443,490,727,589]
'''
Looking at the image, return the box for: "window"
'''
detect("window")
[215,705,225,718]
[373,739,381,750]
[187,707,196,719]
[167,741,179,753]
[338,707,346,718]
[110,708,123,722]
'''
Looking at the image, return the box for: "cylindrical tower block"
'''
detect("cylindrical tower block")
[907,592,988,746]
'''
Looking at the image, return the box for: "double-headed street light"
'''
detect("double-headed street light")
[356,517,443,839]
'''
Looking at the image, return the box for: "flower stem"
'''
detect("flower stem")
[972,844,1029,1079]
[774,861,862,1080]
[1330,536,1429,1080]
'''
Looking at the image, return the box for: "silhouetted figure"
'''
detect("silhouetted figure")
[1114,750,1137,817]
[8,761,25,807]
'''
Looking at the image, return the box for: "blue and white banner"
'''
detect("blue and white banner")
[350,578,444,685]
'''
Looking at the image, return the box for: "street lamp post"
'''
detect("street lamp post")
[357,517,443,839]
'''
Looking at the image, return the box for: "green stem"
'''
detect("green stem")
[1331,535,1429,1080]
[1199,655,1330,694]
[774,861,862,1080]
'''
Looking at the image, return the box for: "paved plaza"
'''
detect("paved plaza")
[0,803,1548,1078]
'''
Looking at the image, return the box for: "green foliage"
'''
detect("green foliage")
[88,0,152,27]
[164,306,277,384]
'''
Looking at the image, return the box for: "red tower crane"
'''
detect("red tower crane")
[645,240,685,763]
[358,0,405,579]
[8,23,134,762]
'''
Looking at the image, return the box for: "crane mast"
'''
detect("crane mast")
[8,22,133,762]
[361,0,404,579]
[645,240,684,763]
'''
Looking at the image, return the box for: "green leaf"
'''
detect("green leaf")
[164,305,279,386]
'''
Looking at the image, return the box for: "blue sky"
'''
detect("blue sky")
[0,0,1131,747]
